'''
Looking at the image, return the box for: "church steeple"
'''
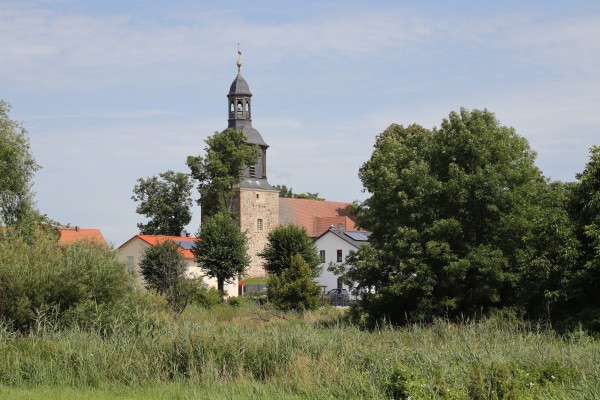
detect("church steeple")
[225,58,272,188]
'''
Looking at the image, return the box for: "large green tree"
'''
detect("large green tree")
[193,212,250,300]
[0,100,39,226]
[132,170,193,236]
[351,108,571,324]
[187,129,260,218]
[139,240,188,311]
[258,224,321,277]
[566,146,600,329]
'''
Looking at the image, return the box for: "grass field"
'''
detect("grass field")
[1,304,599,399]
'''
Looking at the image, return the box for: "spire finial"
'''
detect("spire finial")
[236,43,242,73]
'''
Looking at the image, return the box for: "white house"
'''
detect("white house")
[117,235,239,297]
[314,227,370,301]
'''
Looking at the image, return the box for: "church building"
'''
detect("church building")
[208,59,359,277]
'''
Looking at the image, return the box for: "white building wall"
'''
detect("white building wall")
[314,231,359,298]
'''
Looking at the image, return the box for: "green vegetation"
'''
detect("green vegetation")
[274,184,324,201]
[187,128,260,218]
[0,100,40,226]
[0,227,146,333]
[194,212,250,299]
[267,254,321,311]
[345,109,599,330]
[259,223,321,277]
[139,239,188,312]
[131,170,193,236]
[1,304,599,399]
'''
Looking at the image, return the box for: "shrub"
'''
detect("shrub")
[267,254,321,312]
[0,227,139,332]
[182,279,221,309]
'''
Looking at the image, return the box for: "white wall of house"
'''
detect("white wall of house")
[314,230,359,299]
[117,237,239,297]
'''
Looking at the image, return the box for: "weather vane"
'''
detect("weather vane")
[236,43,242,73]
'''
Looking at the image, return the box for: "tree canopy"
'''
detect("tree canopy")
[348,108,579,324]
[274,184,324,201]
[139,239,188,311]
[0,100,39,226]
[258,224,321,277]
[187,129,260,218]
[267,254,321,312]
[132,170,193,236]
[193,212,250,299]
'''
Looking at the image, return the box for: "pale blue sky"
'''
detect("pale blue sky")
[2,1,599,245]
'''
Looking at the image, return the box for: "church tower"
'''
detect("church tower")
[227,59,279,277]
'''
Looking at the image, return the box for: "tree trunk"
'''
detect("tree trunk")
[217,278,225,302]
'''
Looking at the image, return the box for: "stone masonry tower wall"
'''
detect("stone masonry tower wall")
[236,188,279,277]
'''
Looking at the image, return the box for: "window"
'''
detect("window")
[249,165,256,177]
[127,256,134,271]
[257,218,263,232]
[337,277,343,289]
[337,249,343,262]
[320,250,326,263]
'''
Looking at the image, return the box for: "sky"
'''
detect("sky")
[2,0,599,246]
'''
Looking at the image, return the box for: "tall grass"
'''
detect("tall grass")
[1,303,599,399]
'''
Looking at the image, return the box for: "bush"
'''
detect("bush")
[182,279,221,309]
[267,254,321,312]
[0,227,139,332]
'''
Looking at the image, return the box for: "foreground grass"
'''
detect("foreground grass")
[1,304,599,399]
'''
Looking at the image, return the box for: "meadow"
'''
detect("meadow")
[1,303,599,399]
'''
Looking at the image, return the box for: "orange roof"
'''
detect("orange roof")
[133,235,197,259]
[278,198,359,237]
[59,227,106,244]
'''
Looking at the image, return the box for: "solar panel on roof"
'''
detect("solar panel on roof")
[344,232,369,241]
[174,240,195,249]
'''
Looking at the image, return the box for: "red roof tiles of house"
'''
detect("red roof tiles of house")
[278,197,359,238]
[130,235,197,259]
[59,227,106,244]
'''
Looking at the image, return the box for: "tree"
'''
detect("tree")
[132,170,193,236]
[350,108,565,324]
[267,254,321,311]
[566,146,600,329]
[139,240,188,311]
[274,184,324,200]
[193,212,250,300]
[258,224,321,277]
[0,100,40,226]
[187,129,260,218]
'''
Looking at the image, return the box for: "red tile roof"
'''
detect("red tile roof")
[59,227,106,244]
[134,235,197,259]
[278,198,359,237]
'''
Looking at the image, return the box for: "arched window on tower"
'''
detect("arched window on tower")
[257,218,263,232]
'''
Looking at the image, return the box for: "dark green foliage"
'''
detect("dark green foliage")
[139,240,188,311]
[566,146,600,329]
[0,100,40,226]
[350,108,578,325]
[187,129,260,218]
[267,254,321,311]
[194,212,250,299]
[132,170,193,236]
[0,226,137,332]
[259,224,321,277]
[274,184,324,200]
